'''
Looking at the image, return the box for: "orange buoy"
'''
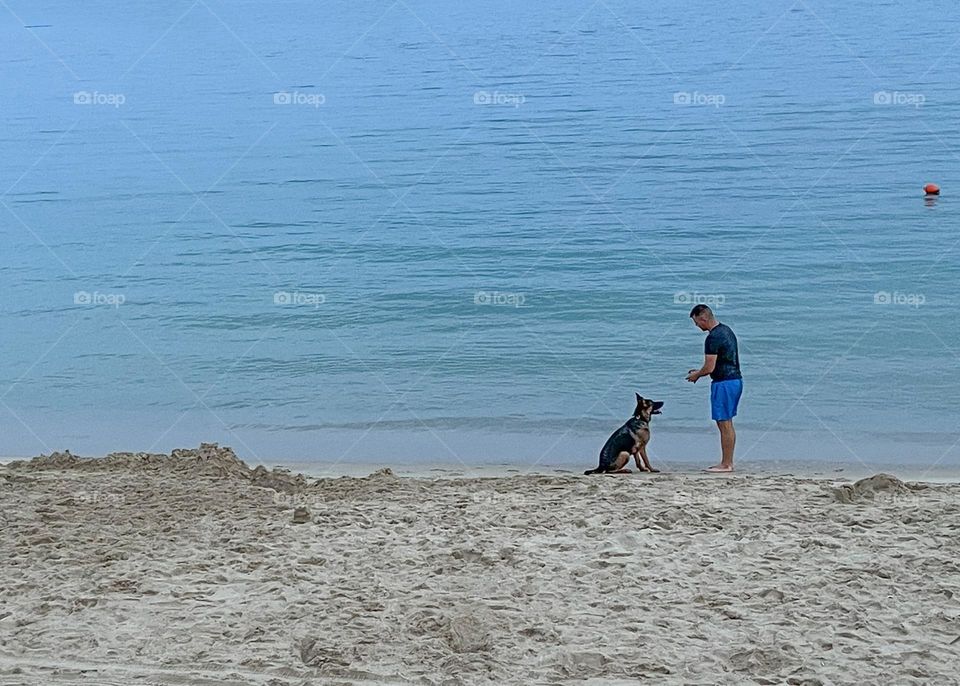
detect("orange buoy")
[924,183,940,195]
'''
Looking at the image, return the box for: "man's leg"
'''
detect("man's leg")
[717,419,735,468]
[706,420,735,472]
[706,379,740,472]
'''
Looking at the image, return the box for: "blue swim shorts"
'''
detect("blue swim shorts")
[710,378,743,421]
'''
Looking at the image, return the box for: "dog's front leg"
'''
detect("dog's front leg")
[638,445,659,473]
[632,451,650,472]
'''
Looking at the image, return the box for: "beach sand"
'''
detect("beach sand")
[2,444,960,685]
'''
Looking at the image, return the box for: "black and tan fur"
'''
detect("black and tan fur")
[584,394,663,475]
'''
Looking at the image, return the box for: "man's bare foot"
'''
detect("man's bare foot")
[704,464,734,473]
[608,468,631,474]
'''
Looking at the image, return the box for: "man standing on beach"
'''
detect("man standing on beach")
[685,305,742,472]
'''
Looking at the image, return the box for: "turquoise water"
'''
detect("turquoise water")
[2,1,959,467]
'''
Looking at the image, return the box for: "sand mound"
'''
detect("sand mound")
[832,473,916,504]
[4,443,309,493]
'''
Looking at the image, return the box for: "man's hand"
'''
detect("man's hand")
[687,355,717,383]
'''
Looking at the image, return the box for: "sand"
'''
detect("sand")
[2,444,960,685]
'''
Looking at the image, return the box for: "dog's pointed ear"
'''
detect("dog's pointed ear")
[635,392,642,403]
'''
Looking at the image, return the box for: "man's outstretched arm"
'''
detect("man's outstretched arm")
[686,354,717,383]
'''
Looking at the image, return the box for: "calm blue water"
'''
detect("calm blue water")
[2,1,960,467]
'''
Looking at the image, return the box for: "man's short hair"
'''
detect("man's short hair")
[689,304,713,319]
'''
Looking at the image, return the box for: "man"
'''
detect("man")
[685,304,742,472]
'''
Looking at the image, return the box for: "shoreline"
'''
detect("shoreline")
[282,458,960,484]
[2,424,958,472]
[4,448,960,483]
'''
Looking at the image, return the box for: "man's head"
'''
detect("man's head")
[689,304,717,332]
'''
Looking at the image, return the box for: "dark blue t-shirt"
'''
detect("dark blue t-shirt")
[704,323,742,382]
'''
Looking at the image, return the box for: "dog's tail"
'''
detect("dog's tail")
[583,467,602,475]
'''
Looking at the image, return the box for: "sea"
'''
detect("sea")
[2,0,959,470]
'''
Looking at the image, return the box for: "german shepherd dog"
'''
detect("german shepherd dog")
[584,394,664,475]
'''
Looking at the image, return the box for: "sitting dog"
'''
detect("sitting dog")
[584,394,664,474]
